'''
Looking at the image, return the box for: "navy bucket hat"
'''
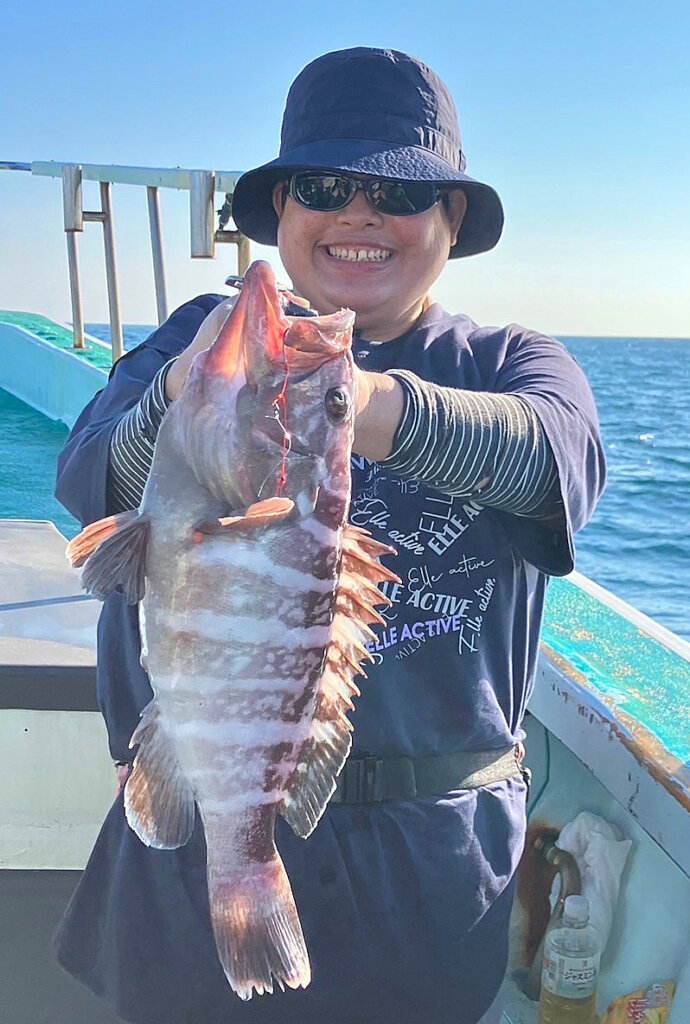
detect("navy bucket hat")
[231,47,504,259]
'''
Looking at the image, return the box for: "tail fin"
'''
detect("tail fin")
[208,855,311,1000]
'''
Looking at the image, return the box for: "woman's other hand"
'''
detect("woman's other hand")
[165,297,236,400]
[353,364,404,462]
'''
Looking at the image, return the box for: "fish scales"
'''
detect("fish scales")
[67,261,399,1001]
[145,515,338,827]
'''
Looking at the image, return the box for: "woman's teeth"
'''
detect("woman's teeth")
[327,246,392,262]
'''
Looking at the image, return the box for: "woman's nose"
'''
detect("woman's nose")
[335,188,383,225]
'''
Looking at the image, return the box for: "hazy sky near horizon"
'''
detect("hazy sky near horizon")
[1,0,688,336]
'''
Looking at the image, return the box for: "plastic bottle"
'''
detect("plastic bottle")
[538,894,601,1024]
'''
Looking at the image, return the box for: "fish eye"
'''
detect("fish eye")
[324,386,350,424]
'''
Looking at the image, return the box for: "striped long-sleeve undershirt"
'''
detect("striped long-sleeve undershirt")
[106,361,174,514]
[106,362,559,518]
[381,369,559,516]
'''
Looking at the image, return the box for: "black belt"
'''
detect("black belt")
[330,745,529,804]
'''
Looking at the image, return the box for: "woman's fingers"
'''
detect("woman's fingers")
[165,297,236,400]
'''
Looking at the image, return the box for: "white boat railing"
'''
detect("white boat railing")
[0,161,252,361]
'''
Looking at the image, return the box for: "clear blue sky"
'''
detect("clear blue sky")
[1,0,688,335]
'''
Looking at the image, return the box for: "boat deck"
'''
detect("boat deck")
[0,310,113,371]
[0,520,113,872]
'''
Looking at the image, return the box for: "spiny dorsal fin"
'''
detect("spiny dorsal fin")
[342,535,400,583]
[280,525,400,839]
[335,582,387,627]
[67,510,150,604]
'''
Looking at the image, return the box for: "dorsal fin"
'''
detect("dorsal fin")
[280,526,399,839]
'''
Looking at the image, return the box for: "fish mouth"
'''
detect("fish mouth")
[283,309,355,371]
[204,262,288,381]
[204,261,355,382]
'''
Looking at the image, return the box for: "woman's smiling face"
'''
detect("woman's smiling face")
[272,178,466,343]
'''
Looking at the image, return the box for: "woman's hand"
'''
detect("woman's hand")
[352,365,404,462]
[164,303,403,462]
[165,297,236,400]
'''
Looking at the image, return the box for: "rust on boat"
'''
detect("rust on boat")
[515,821,560,967]
[540,643,690,813]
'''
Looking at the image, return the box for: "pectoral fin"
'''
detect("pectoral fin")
[66,510,150,604]
[192,497,294,542]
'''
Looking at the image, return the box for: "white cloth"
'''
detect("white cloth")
[551,811,632,950]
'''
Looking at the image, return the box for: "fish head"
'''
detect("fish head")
[272,309,356,521]
[172,261,355,517]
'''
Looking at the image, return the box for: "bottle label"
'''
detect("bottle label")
[541,951,600,999]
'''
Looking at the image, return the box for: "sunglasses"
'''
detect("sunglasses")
[286,172,442,217]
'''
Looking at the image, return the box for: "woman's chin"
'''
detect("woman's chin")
[311,279,394,321]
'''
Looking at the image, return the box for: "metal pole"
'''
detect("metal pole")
[99,182,124,362]
[146,186,168,324]
[190,170,216,258]
[215,229,252,276]
[65,233,85,349]
[237,234,251,276]
[62,164,83,232]
[62,165,84,349]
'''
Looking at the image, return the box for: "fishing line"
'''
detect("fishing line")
[257,456,289,500]
[272,344,291,496]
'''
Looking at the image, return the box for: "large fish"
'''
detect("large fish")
[67,261,398,1000]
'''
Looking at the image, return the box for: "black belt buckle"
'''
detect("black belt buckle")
[341,756,384,802]
[342,758,363,802]
[362,756,384,802]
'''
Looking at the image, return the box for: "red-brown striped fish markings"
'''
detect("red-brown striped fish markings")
[67,261,399,1001]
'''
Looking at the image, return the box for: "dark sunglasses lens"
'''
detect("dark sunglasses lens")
[293,175,353,210]
[372,181,438,215]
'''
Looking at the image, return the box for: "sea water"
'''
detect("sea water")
[563,336,689,640]
[3,326,689,641]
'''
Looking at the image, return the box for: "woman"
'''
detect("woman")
[55,47,605,1024]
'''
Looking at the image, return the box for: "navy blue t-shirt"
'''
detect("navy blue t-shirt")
[347,302,604,761]
[54,297,604,1024]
